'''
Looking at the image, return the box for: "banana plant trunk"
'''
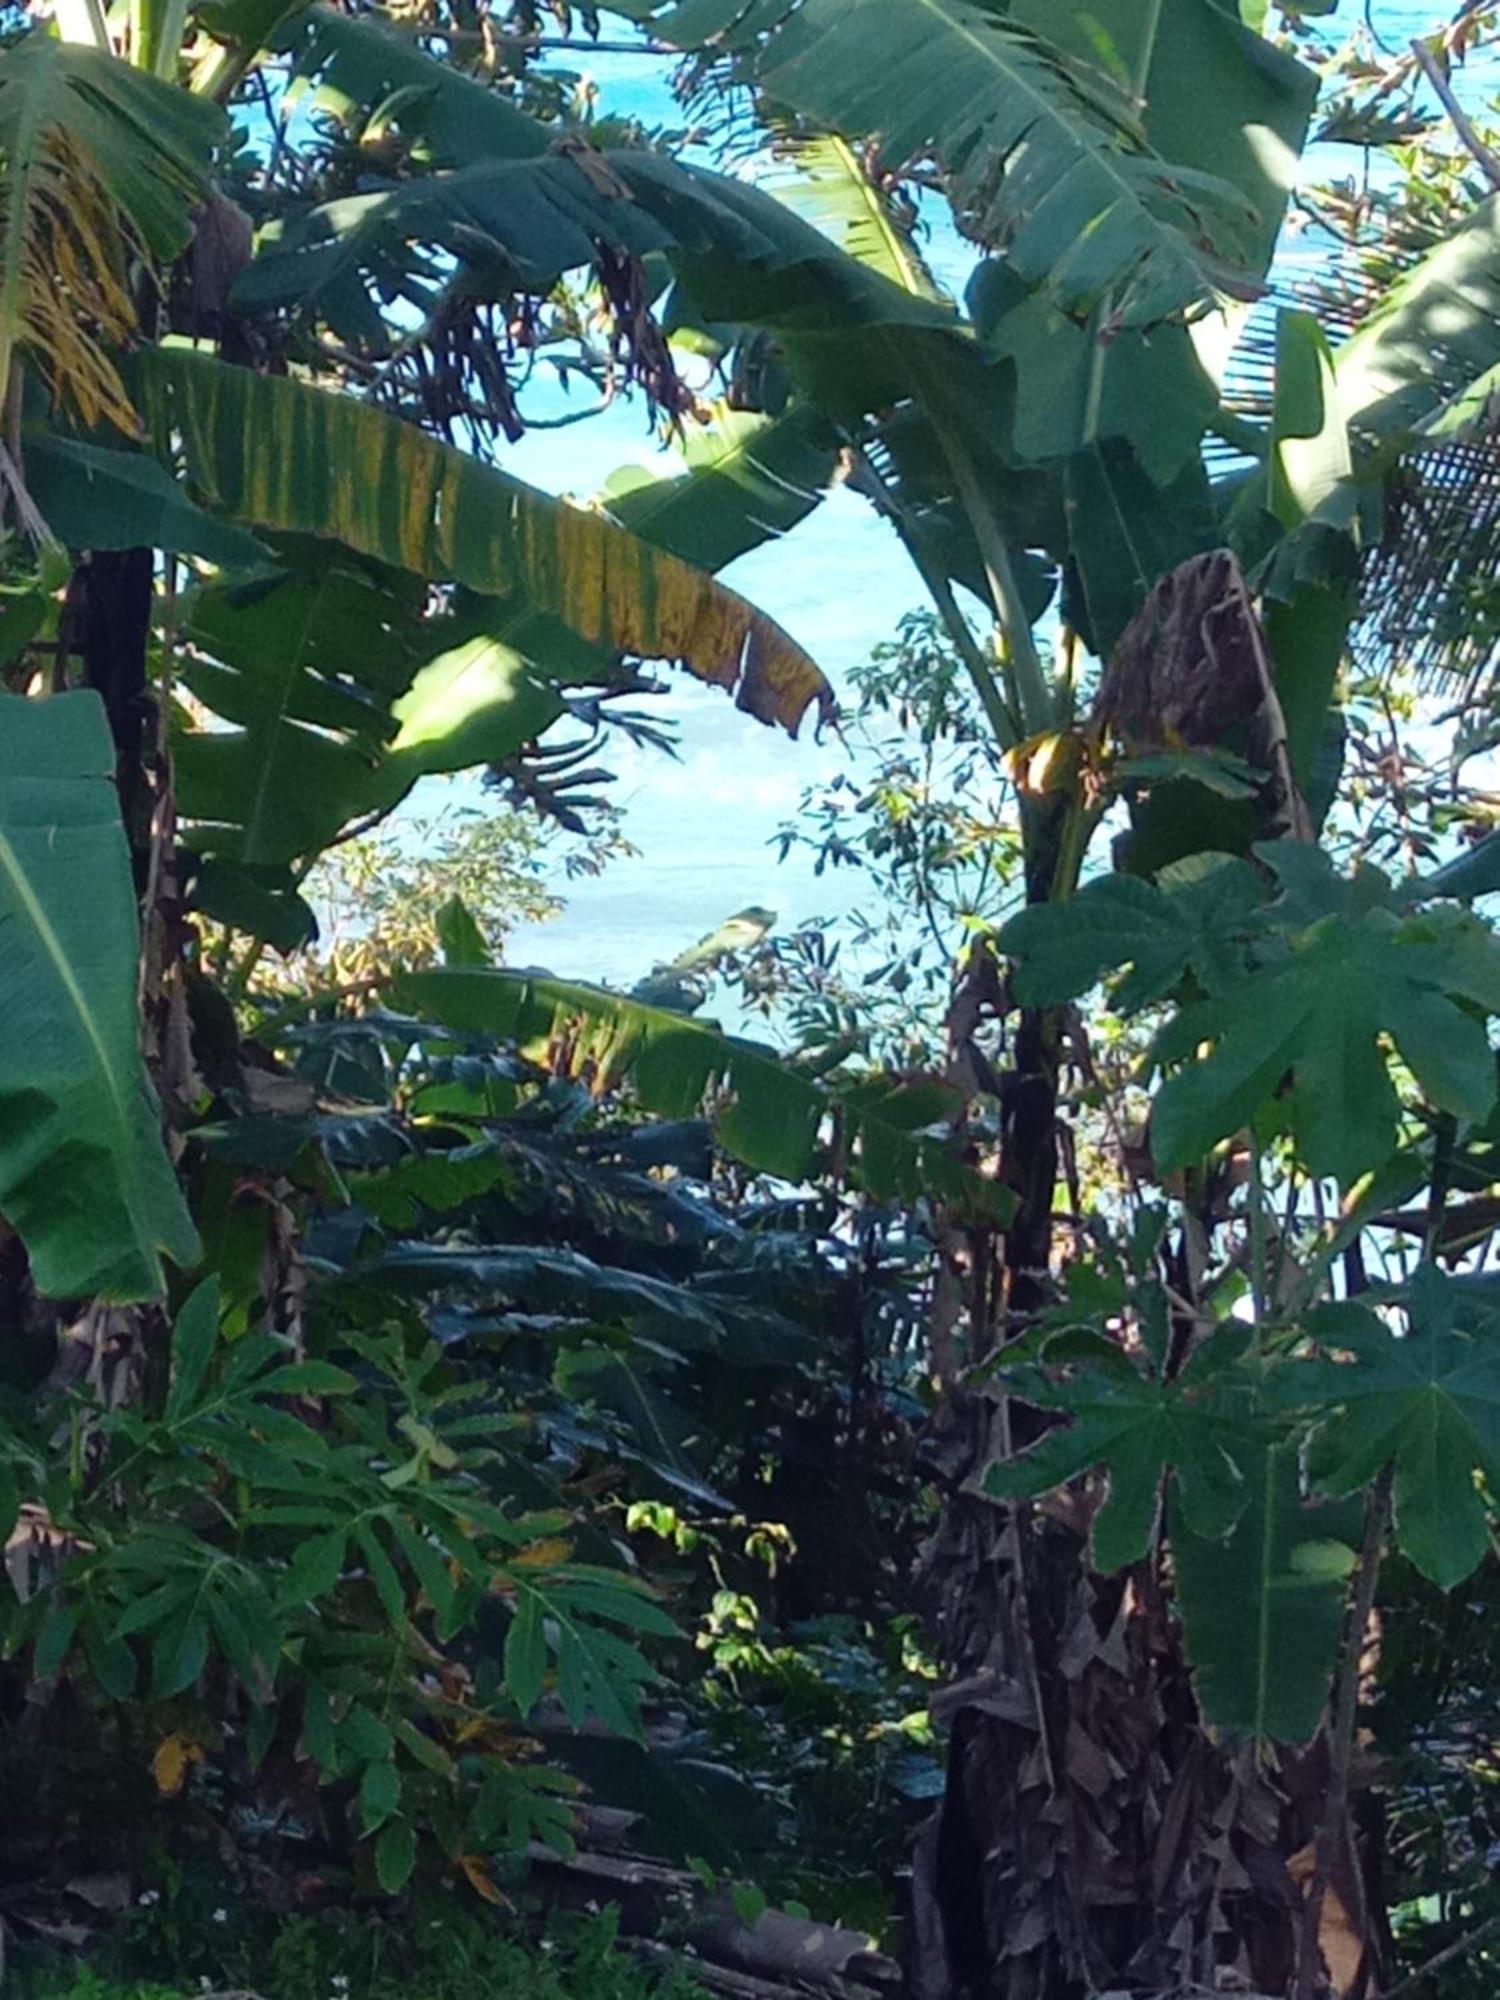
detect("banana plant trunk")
[909,802,1337,2000]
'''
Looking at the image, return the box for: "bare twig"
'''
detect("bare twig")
[1411,36,1500,190]
[1383,1912,1500,1998]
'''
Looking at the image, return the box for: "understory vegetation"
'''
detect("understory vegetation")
[8,1,1500,1998]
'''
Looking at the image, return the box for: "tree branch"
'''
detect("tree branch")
[1411,36,1500,190]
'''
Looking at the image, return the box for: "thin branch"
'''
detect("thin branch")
[1383,1913,1500,1999]
[1411,36,1500,190]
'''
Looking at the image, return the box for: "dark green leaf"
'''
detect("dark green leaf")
[374,1819,417,1894]
[1173,1441,1358,1743]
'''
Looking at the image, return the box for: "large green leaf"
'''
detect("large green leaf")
[984,1325,1253,1571]
[601,402,839,573]
[998,853,1263,1012]
[0,36,220,431]
[275,3,550,168]
[390,966,1015,1224]
[1062,437,1219,659]
[176,552,566,867]
[25,432,268,570]
[1172,1440,1358,1743]
[134,350,833,737]
[614,0,1266,326]
[971,264,1217,488]
[1285,1266,1500,1589]
[1334,193,1500,442]
[232,146,841,347]
[0,690,198,1299]
[1008,0,1315,279]
[964,0,1314,483]
[1150,884,1500,1186]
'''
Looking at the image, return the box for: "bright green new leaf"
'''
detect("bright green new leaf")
[1268,309,1352,530]
[0,690,198,1299]
[1288,1266,1500,1589]
[1172,1440,1358,1743]
[436,896,490,969]
[984,1327,1254,1572]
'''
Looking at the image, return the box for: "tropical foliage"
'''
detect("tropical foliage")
[9,0,1500,1997]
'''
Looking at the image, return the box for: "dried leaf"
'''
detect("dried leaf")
[457,1853,509,1906]
[152,1731,204,1796]
[509,1536,573,1569]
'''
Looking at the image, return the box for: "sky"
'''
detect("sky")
[403,1,1480,996]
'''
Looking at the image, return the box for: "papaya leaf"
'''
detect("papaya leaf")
[1151,900,1500,1185]
[998,853,1262,1011]
[984,1325,1255,1571]
[1283,1265,1500,1589]
[1172,1440,1359,1743]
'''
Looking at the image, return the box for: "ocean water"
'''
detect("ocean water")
[470,1,1481,995]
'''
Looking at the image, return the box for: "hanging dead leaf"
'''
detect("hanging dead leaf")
[1288,1840,1367,1997]
[152,1731,205,1796]
[457,1854,510,1906]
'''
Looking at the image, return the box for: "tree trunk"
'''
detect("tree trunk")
[907,802,1362,1999]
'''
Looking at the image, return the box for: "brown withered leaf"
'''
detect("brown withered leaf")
[1092,548,1312,842]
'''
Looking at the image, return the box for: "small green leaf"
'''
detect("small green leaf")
[166,1278,221,1424]
[33,1598,80,1680]
[731,1883,768,1927]
[359,1755,401,1834]
[504,1592,546,1719]
[279,1531,347,1606]
[354,1521,406,1625]
[0,1456,18,1550]
[436,894,490,967]
[85,1620,138,1700]
[374,1819,417,1895]
[256,1360,359,1396]
[152,1608,209,1698]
